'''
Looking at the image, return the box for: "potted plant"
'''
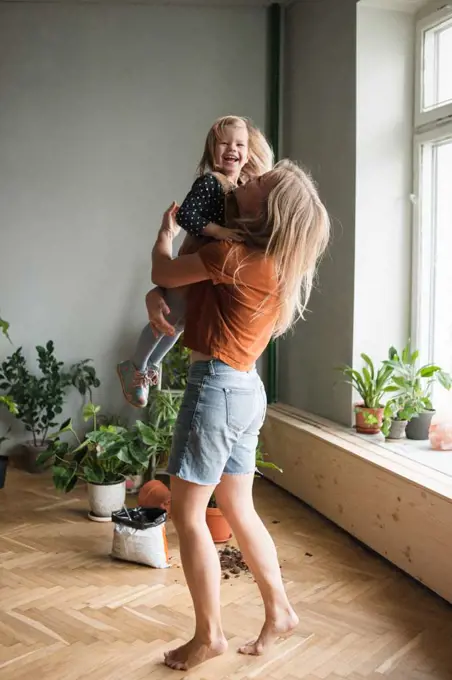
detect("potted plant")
[0,341,73,471]
[383,343,452,440]
[338,353,394,434]
[381,395,418,440]
[206,443,282,544]
[0,343,100,472]
[37,403,159,521]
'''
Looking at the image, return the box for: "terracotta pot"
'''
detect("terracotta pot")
[206,507,232,543]
[138,480,171,517]
[355,405,384,435]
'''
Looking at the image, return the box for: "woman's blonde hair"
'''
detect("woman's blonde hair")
[197,115,273,181]
[238,160,330,337]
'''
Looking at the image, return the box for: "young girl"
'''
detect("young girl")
[117,116,273,408]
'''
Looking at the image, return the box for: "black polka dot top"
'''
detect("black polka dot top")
[176,173,226,236]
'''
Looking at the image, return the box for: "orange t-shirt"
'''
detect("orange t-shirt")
[183,241,279,371]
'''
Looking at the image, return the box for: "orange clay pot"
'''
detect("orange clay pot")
[206,507,232,543]
[138,480,171,517]
[355,404,384,435]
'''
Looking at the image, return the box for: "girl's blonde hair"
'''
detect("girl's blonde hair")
[197,115,273,182]
[239,160,330,337]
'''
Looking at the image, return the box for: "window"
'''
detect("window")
[413,6,452,409]
[415,8,452,126]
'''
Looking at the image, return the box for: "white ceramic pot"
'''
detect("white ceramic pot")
[87,480,126,521]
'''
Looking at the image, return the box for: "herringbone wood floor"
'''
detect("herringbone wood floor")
[1,469,452,680]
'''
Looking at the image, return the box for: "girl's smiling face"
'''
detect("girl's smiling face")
[214,123,249,183]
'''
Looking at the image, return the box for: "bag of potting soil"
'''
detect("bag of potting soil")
[111,507,170,569]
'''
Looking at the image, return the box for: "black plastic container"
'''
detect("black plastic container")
[0,455,8,489]
[111,506,167,531]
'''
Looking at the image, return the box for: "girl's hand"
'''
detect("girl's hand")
[145,288,176,337]
[160,202,181,239]
[205,224,244,242]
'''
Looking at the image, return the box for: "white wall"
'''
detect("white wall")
[0,3,267,438]
[354,4,414,366]
[278,0,358,425]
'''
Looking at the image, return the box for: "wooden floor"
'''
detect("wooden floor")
[1,470,452,680]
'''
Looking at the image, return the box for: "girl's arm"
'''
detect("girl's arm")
[177,174,242,242]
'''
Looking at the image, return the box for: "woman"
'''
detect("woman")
[148,160,330,672]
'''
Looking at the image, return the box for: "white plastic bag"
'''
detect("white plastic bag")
[111,507,170,569]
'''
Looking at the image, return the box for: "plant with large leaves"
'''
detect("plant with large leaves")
[337,352,396,433]
[383,343,452,415]
[37,403,162,493]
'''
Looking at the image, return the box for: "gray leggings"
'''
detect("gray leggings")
[132,288,186,372]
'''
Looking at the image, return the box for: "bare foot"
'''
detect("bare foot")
[164,636,228,671]
[239,608,299,656]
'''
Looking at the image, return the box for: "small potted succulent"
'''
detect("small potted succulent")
[37,403,159,521]
[383,343,452,440]
[206,443,282,544]
[338,353,394,435]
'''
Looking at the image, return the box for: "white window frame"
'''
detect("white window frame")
[412,122,452,361]
[414,6,452,129]
[412,4,452,364]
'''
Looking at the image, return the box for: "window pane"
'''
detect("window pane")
[423,21,452,110]
[438,26,452,106]
[431,139,452,409]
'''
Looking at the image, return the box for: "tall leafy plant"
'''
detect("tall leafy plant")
[338,353,395,408]
[383,343,452,414]
[0,341,71,447]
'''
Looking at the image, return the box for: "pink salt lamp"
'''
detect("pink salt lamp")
[429,421,452,451]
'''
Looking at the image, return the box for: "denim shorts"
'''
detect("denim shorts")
[167,360,267,486]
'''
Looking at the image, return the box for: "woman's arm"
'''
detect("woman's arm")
[151,203,211,289]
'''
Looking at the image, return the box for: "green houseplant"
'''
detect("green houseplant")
[206,443,282,544]
[0,343,100,471]
[338,353,395,434]
[38,403,160,520]
[383,343,452,440]
[381,395,419,440]
[0,341,72,471]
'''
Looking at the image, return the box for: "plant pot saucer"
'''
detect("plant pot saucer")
[88,512,112,523]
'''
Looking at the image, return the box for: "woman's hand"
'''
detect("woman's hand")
[145,288,176,337]
[160,202,181,240]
